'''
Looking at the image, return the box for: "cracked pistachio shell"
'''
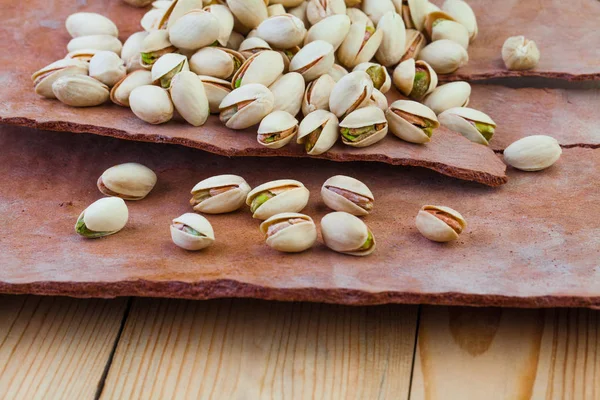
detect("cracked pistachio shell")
[304,15,351,50]
[65,49,100,62]
[151,53,189,88]
[438,107,496,145]
[346,8,373,27]
[386,100,439,144]
[65,12,118,38]
[52,75,110,107]
[190,47,245,80]
[327,64,349,82]
[67,35,123,56]
[307,0,347,25]
[129,85,174,124]
[361,0,395,25]
[168,9,220,50]
[394,0,427,31]
[121,31,148,65]
[204,4,234,46]
[321,211,375,256]
[339,106,388,148]
[442,0,477,41]
[76,197,129,238]
[297,109,339,155]
[400,29,425,62]
[353,62,391,93]
[321,175,374,216]
[329,70,373,119]
[366,89,388,111]
[260,213,317,253]
[288,1,310,27]
[338,22,383,69]
[32,59,89,99]
[269,72,305,116]
[226,0,268,29]
[268,4,286,16]
[425,12,469,49]
[257,111,299,149]
[302,73,335,116]
[392,58,437,100]
[141,8,166,31]
[170,213,215,251]
[246,179,310,220]
[257,14,307,49]
[290,40,335,82]
[190,174,251,214]
[140,30,176,68]
[502,36,540,71]
[170,71,210,126]
[198,75,231,113]
[503,135,561,172]
[418,39,469,74]
[219,83,275,129]
[88,51,126,87]
[98,163,157,200]
[110,70,153,106]
[423,81,470,115]
[231,50,284,89]
[375,11,406,67]
[415,205,466,242]
[160,0,204,29]
[238,37,271,59]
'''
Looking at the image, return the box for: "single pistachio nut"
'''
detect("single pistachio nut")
[140,30,177,68]
[339,106,388,148]
[307,0,347,25]
[65,12,118,38]
[502,36,540,71]
[503,135,561,172]
[361,0,395,25]
[392,58,438,100]
[190,174,251,214]
[395,0,428,31]
[204,4,235,46]
[297,109,339,155]
[170,71,210,126]
[366,89,388,111]
[424,11,469,49]
[238,37,271,59]
[160,0,204,30]
[269,72,305,116]
[353,62,391,93]
[268,4,287,16]
[168,9,220,51]
[386,100,439,144]
[320,211,375,256]
[400,29,425,62]
[417,39,468,74]
[170,213,215,251]
[226,0,268,29]
[75,197,129,238]
[121,31,149,68]
[190,47,245,80]
[151,53,189,89]
[346,7,373,27]
[415,205,466,242]
[246,179,310,220]
[327,64,349,82]
[226,31,245,50]
[52,75,110,107]
[289,40,335,82]
[110,70,153,106]
[438,107,496,145]
[302,73,336,116]
[67,35,123,56]
[231,50,284,89]
[322,175,374,216]
[375,11,406,67]
[32,59,89,99]
[257,111,299,149]
[442,0,478,41]
[337,22,383,69]
[219,83,275,129]
[304,14,351,50]
[198,75,232,113]
[129,85,174,124]
[260,212,318,253]
[423,81,470,115]
[97,163,157,200]
[329,70,373,119]
[288,1,310,27]
[141,8,166,31]
[257,14,307,49]
[88,51,126,87]
[65,49,100,62]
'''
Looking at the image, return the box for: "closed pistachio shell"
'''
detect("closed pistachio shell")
[503,135,561,172]
[302,73,335,116]
[170,71,210,126]
[337,22,383,69]
[426,13,469,49]
[361,0,395,25]
[198,75,232,114]
[346,8,373,27]
[141,8,166,31]
[329,70,373,119]
[190,47,245,80]
[75,197,129,238]
[442,0,478,41]
[168,9,220,50]
[140,30,176,68]
[339,106,388,148]
[297,109,339,155]
[161,0,204,29]
[353,62,391,93]
[438,107,496,145]
[415,205,466,242]
[65,12,118,38]
[418,39,468,74]
[392,58,437,100]
[289,40,335,82]
[321,211,375,256]
[88,51,126,87]
[400,29,425,62]
[394,0,427,31]
[502,36,540,71]
[219,83,275,129]
[170,213,215,251]
[204,4,234,46]
[366,89,388,111]
[321,175,374,216]
[260,213,317,253]
[121,31,149,67]
[307,0,347,25]
[257,111,299,149]
[110,70,153,106]
[151,53,189,88]
[375,11,406,67]
[238,37,271,59]
[327,64,349,82]
[226,0,268,29]
[190,174,251,214]
[97,163,157,200]
[67,35,123,55]
[257,14,307,49]
[52,75,110,107]
[386,99,439,144]
[32,59,89,99]
[231,50,284,89]
[129,85,174,124]
[246,179,310,220]
[269,72,305,116]
[288,1,310,28]
[423,81,470,115]
[304,14,351,50]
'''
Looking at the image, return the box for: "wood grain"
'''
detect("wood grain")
[100,299,418,400]
[411,306,600,400]
[0,295,128,400]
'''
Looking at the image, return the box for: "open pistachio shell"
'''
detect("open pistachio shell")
[257,111,299,149]
[226,0,268,30]
[140,30,176,68]
[307,0,347,25]
[366,89,388,111]
[231,50,284,89]
[97,163,157,200]
[425,11,469,49]
[170,71,210,126]
[423,81,471,115]
[75,197,129,238]
[339,106,388,148]
[141,8,166,31]
[269,72,305,116]
[238,37,271,59]
[302,73,335,116]
[394,0,427,31]
[67,35,123,56]
[415,205,466,242]
[321,175,374,216]
[361,0,395,25]
[160,0,204,29]
[297,109,339,155]
[289,40,335,82]
[304,14,351,50]
[353,62,391,93]
[327,64,349,82]
[442,0,478,41]
[386,99,439,144]
[190,174,251,214]
[170,213,215,251]
[66,12,118,38]
[438,107,496,145]
[204,4,234,46]
[65,49,100,62]
[246,179,310,220]
[219,83,275,129]
[321,211,376,256]
[400,29,425,62]
[260,212,317,253]
[151,53,189,89]
[337,22,383,69]
[417,39,469,74]
[346,7,373,27]
[110,70,153,107]
[32,59,89,99]
[168,9,220,50]
[375,11,406,67]
[257,14,307,49]
[121,31,149,68]
[129,85,174,124]
[392,58,437,100]
[329,71,373,119]
[198,75,232,114]
[88,51,126,87]
[52,75,110,107]
[190,47,245,80]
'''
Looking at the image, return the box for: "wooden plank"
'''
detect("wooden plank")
[100,299,418,400]
[411,306,600,399]
[0,295,128,400]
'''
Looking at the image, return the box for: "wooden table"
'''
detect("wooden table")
[0,296,598,399]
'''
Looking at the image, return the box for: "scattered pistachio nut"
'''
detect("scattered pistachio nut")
[339,106,388,148]
[442,0,478,41]
[168,9,220,51]
[423,81,471,115]
[375,11,406,67]
[89,51,126,87]
[386,100,439,144]
[65,12,118,38]
[418,39,469,74]
[32,59,89,99]
[190,47,245,80]
[320,211,376,256]
[52,75,110,107]
[129,85,174,124]
[110,70,153,107]
[269,73,305,116]
[503,135,562,171]
[246,179,310,220]
[415,205,466,242]
[424,11,469,49]
[140,30,177,69]
[306,0,347,25]
[97,163,157,200]
[170,71,210,126]
[190,174,251,214]
[231,50,284,89]
[219,83,275,129]
[297,109,339,155]
[257,111,299,149]
[393,58,438,100]
[170,213,215,251]
[75,197,129,238]
[302,73,336,116]
[289,40,336,83]
[256,14,307,49]
[67,35,123,56]
[151,53,189,89]
[304,14,351,50]
[337,22,383,69]
[438,107,496,145]
[321,175,374,216]
[260,212,318,253]
[204,4,235,47]
[502,36,540,71]
[198,75,232,114]
[329,70,373,119]
[353,62,391,93]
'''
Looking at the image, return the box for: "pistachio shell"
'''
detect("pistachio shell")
[321,211,375,256]
[392,58,437,100]
[121,31,149,67]
[339,106,388,148]
[67,35,123,55]
[168,9,220,50]
[198,75,232,113]
[257,111,299,149]
[418,39,468,74]
[153,1,173,9]
[394,0,427,31]
[76,197,129,238]
[226,31,245,50]
[231,50,284,89]
[346,7,373,27]
[438,107,496,145]
[430,19,469,49]
[226,0,268,29]
[423,81,470,115]
[65,49,100,62]
[170,213,215,251]
[257,14,307,49]
[52,75,110,107]
[246,179,310,220]
[304,14,351,50]
[307,0,347,25]
[268,4,286,16]
[98,163,157,200]
[190,47,245,80]
[65,12,118,38]
[361,0,395,25]
[415,205,466,242]
[297,109,339,155]
[386,99,439,144]
[503,135,562,172]
[353,62,391,93]
[321,175,374,216]
[329,70,373,118]
[366,88,388,111]
[260,212,317,253]
[129,85,174,124]
[88,51,126,87]
[269,72,305,116]
[502,36,540,71]
[238,37,271,59]
[327,64,349,82]
[375,11,406,67]
[151,53,189,88]
[289,40,335,82]
[170,71,210,126]
[190,174,251,214]
[288,1,310,28]
[141,8,166,31]
[140,30,176,68]
[270,0,305,7]
[204,4,235,46]
[162,0,204,29]
[337,22,383,69]
[219,83,275,129]
[400,29,425,62]
[32,59,89,99]
[110,70,153,107]
[302,73,335,116]
[442,0,478,41]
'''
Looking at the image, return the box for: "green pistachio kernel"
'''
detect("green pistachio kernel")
[160,63,184,88]
[411,70,429,99]
[474,122,495,141]
[234,77,242,88]
[141,52,156,65]
[432,18,445,28]
[181,225,202,236]
[359,231,374,251]
[75,214,111,238]
[251,192,275,213]
[366,66,385,90]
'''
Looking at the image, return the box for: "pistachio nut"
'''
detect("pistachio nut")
[226,0,268,30]
[307,0,347,25]
[110,70,153,107]
[304,15,351,50]
[198,75,232,113]
[320,211,375,256]
[277,47,301,73]
[268,4,286,16]
[337,22,383,69]
[170,213,215,251]
[424,11,469,49]
[327,64,349,82]
[151,53,189,89]
[400,29,425,62]
[168,9,220,50]
[346,7,373,27]
[257,111,299,149]
[437,107,496,145]
[97,163,157,200]
[129,85,174,124]
[31,59,89,99]
[329,70,373,119]
[67,35,123,55]
[297,110,339,155]
[52,75,110,107]
[231,50,284,89]
[386,100,439,144]
[502,36,540,71]
[246,179,310,220]
[418,39,469,74]
[226,31,245,50]
[321,175,374,216]
[141,8,166,31]
[503,135,561,172]
[339,106,388,148]
[302,73,335,116]
[415,205,466,242]
[170,71,210,126]
[75,197,129,238]
[88,51,126,87]
[442,0,478,41]
[140,30,177,69]
[204,4,235,46]
[65,49,100,62]
[289,40,335,82]
[353,62,391,93]
[423,81,470,115]
[238,37,271,59]
[394,0,427,31]
[375,11,406,67]
[190,174,251,214]
[361,0,395,25]
[392,58,437,100]
[288,1,310,28]
[269,72,305,116]
[260,213,318,253]
[190,47,245,80]
[121,31,149,70]
[160,0,204,29]
[219,83,275,129]
[366,89,388,111]
[257,14,307,49]
[65,12,118,38]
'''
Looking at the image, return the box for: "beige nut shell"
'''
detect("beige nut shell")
[52,75,110,107]
[260,212,317,253]
[297,109,339,155]
[320,211,375,256]
[329,71,374,118]
[503,135,562,172]
[197,75,231,114]
[269,73,305,116]
[415,205,466,242]
[170,71,209,127]
[423,81,471,115]
[170,213,215,251]
[321,175,374,216]
[246,179,310,220]
[438,106,495,145]
[375,11,406,67]
[257,111,299,149]
[392,58,438,99]
[231,50,284,89]
[256,14,307,49]
[339,106,388,148]
[218,83,275,129]
[191,174,251,214]
[110,70,153,107]
[417,39,468,75]
[337,22,383,69]
[304,14,351,50]
[79,197,129,235]
[289,40,335,82]
[302,74,336,116]
[353,62,391,93]
[32,59,89,99]
[129,85,174,124]
[98,163,157,200]
[386,100,439,144]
